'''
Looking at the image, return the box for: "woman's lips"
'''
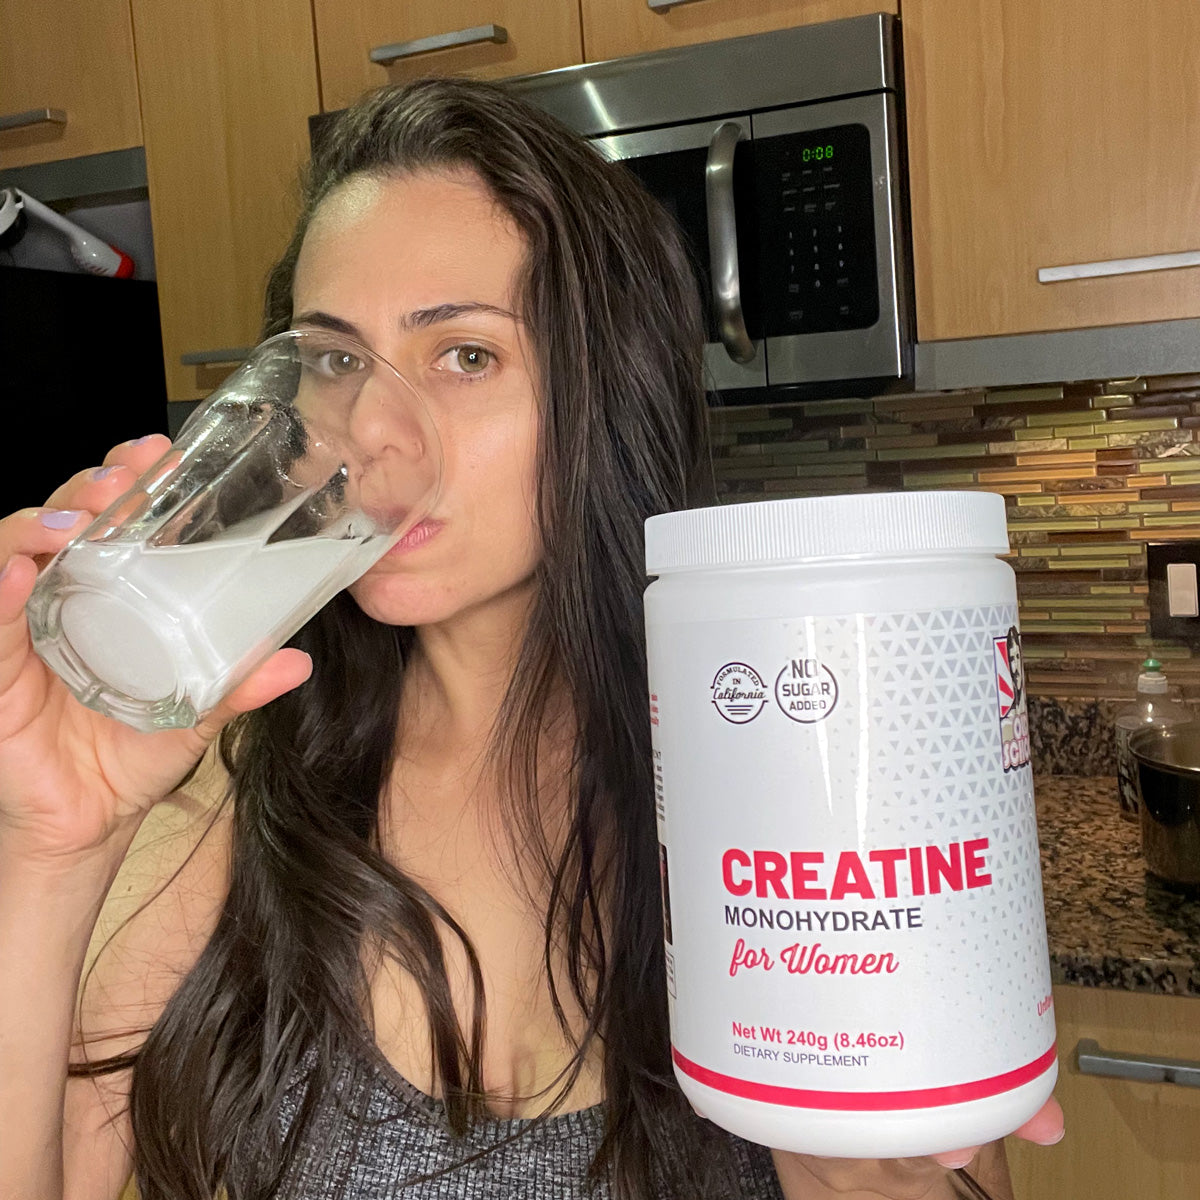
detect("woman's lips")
[387,518,441,555]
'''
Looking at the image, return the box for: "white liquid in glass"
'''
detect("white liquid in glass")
[56,533,386,712]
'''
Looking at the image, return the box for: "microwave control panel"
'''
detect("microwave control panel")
[756,122,880,337]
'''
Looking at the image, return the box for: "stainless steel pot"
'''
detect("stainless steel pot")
[1129,723,1200,893]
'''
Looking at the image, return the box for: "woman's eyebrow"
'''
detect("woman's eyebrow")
[292,310,362,337]
[292,302,519,336]
[400,301,520,330]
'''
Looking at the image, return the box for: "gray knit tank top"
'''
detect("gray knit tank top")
[277,1050,785,1199]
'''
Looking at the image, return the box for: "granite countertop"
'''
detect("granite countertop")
[1036,775,1200,997]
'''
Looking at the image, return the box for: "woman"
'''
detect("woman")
[0,78,1061,1200]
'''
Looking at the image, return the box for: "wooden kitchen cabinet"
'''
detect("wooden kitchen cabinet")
[313,0,583,114]
[1007,984,1200,1200]
[0,0,141,169]
[581,0,896,65]
[129,0,320,400]
[905,0,1200,343]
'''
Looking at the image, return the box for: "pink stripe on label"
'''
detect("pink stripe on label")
[672,1043,1058,1111]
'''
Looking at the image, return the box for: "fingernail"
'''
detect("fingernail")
[90,465,119,481]
[39,509,83,529]
[1034,1129,1066,1147]
[941,1154,975,1170]
[128,434,158,446]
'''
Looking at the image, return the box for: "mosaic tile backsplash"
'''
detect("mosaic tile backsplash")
[709,374,1200,772]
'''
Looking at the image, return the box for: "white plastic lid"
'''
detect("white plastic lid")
[645,490,1009,573]
[1137,659,1169,694]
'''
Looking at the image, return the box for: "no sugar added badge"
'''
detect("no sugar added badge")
[775,656,839,723]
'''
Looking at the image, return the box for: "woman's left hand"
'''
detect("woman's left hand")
[927,1094,1063,1170]
[771,1096,1064,1199]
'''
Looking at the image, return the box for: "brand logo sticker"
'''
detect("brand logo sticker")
[993,625,1030,771]
[711,662,769,723]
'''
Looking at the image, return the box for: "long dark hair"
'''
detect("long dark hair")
[78,77,722,1199]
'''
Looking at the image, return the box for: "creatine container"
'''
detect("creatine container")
[644,491,1057,1157]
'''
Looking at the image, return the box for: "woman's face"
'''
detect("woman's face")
[1008,634,1024,695]
[290,168,541,629]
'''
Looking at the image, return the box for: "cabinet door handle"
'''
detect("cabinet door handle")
[1076,1038,1200,1087]
[0,107,67,132]
[647,0,703,10]
[369,25,508,66]
[180,347,252,367]
[705,120,755,366]
[1039,249,1200,283]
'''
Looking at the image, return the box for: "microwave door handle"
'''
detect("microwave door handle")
[705,121,756,365]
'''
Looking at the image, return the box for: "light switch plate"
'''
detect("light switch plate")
[1167,562,1200,617]
[1147,542,1200,639]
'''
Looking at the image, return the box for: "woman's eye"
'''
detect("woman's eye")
[317,350,365,376]
[443,345,493,376]
[301,348,366,378]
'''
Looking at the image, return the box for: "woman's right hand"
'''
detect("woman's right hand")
[0,434,314,867]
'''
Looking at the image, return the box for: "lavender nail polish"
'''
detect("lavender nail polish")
[128,434,158,446]
[90,465,118,481]
[40,509,83,529]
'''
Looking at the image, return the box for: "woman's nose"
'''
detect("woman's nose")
[343,366,442,528]
[344,364,431,463]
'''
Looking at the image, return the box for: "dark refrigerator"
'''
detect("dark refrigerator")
[0,265,170,516]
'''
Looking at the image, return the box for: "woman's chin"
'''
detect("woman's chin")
[346,578,449,628]
[348,572,540,632]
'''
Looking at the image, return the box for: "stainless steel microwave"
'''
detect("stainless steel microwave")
[509,13,912,404]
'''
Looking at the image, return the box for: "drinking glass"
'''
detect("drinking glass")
[26,328,442,731]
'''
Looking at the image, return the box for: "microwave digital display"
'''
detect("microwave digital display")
[755,122,879,339]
